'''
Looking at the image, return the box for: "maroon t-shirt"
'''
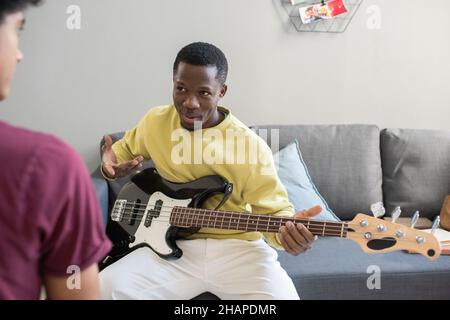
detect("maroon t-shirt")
[0,121,112,299]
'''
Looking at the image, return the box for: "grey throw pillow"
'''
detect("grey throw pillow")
[274,140,340,222]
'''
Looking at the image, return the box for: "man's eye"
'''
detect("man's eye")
[177,87,186,92]
[200,91,211,96]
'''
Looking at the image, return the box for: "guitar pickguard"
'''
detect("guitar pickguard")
[132,192,191,255]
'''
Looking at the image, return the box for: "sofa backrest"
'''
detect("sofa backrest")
[250,124,383,220]
[381,128,450,218]
[101,126,449,221]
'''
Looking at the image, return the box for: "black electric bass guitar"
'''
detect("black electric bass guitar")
[103,168,440,266]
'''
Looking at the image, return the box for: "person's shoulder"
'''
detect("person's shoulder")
[226,114,270,150]
[36,134,85,174]
[0,121,69,159]
[0,121,85,179]
[144,104,175,119]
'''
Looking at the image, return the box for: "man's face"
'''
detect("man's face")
[0,11,24,101]
[173,62,227,131]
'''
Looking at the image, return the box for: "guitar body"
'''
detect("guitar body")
[104,168,232,265]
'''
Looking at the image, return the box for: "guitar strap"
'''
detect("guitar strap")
[214,183,233,210]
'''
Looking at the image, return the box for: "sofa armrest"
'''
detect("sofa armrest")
[91,167,109,229]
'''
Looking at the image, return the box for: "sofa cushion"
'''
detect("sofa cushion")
[251,125,383,220]
[274,140,340,221]
[381,128,450,218]
[277,237,450,299]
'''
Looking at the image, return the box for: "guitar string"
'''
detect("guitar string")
[112,205,345,227]
[115,211,347,230]
[115,203,344,221]
[112,202,392,229]
[114,208,422,232]
[114,212,391,232]
[111,203,430,238]
[118,201,348,219]
[115,201,346,217]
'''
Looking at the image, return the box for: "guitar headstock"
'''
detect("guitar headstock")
[347,213,441,261]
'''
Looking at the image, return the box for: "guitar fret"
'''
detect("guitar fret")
[208,212,212,228]
[183,208,189,226]
[223,212,227,229]
[180,207,185,227]
[193,208,199,227]
[188,208,194,227]
[176,208,347,238]
[199,208,206,227]
[174,207,179,225]
[235,213,241,231]
[170,207,175,224]
[200,208,206,229]
[195,209,201,227]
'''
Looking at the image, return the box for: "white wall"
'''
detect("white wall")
[1,0,449,171]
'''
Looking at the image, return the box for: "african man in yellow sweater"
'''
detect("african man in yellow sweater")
[99,42,321,300]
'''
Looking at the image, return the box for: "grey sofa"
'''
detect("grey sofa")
[91,124,450,299]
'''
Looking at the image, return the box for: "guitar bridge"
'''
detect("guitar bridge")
[111,199,127,222]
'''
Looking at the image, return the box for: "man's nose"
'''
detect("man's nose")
[182,95,200,110]
[17,50,23,63]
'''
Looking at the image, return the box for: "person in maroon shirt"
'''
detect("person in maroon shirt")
[0,0,111,299]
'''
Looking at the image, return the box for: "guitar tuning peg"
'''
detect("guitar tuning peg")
[391,206,401,224]
[410,211,420,228]
[431,216,440,234]
[370,202,385,218]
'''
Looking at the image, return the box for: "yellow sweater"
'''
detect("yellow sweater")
[112,105,294,249]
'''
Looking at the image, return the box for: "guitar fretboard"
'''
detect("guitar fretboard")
[169,206,348,237]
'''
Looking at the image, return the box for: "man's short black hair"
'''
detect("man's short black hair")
[0,0,42,24]
[173,42,228,84]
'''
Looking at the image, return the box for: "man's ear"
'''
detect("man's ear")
[219,84,228,98]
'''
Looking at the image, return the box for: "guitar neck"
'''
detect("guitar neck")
[170,206,349,238]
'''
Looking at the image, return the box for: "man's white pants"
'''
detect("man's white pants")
[100,238,300,300]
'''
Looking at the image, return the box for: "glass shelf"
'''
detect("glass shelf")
[281,0,363,33]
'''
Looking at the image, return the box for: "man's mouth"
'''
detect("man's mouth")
[181,113,203,125]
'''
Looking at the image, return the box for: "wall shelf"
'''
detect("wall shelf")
[281,0,363,33]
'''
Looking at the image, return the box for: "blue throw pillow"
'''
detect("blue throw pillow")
[273,140,340,222]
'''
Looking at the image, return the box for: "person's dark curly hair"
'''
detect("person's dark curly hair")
[0,0,42,24]
[173,42,228,84]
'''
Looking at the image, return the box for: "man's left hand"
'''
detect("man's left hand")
[278,205,322,256]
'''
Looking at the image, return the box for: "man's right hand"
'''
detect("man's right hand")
[101,135,144,179]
